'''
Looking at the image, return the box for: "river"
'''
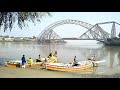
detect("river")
[0,40,120,75]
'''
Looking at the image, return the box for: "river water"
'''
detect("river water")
[0,40,120,75]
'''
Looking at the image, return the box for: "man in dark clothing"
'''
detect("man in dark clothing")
[21,55,26,68]
[36,54,42,62]
[72,56,79,66]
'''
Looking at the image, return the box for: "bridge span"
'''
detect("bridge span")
[50,38,103,40]
[37,20,120,43]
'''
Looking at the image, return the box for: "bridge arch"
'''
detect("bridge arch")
[37,19,94,42]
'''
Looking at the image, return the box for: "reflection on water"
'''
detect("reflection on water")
[0,40,120,75]
[106,46,120,68]
[118,51,120,66]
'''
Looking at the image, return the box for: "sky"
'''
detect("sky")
[0,12,120,38]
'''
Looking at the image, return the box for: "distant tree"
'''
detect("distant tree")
[118,33,120,38]
[5,35,9,38]
[33,36,36,39]
[0,12,52,32]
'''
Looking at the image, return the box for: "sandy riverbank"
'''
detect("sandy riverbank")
[0,65,82,78]
[0,65,120,78]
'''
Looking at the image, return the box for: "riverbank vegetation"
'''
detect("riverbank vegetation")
[104,33,120,46]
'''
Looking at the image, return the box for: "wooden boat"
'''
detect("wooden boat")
[5,59,43,68]
[45,61,94,72]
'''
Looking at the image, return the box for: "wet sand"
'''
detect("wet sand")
[0,65,120,78]
[0,65,81,78]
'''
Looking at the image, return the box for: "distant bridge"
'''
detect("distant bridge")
[37,20,120,43]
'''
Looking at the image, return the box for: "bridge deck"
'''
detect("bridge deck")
[49,38,103,40]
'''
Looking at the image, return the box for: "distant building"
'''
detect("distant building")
[0,35,37,42]
[4,37,15,41]
[23,37,37,41]
[23,37,31,40]
[14,37,24,41]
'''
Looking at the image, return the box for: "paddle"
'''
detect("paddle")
[94,60,106,63]
[77,60,106,66]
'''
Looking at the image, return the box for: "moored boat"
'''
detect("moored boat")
[5,59,43,68]
[45,61,94,72]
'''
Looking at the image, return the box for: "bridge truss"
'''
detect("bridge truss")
[37,20,120,43]
[78,24,110,41]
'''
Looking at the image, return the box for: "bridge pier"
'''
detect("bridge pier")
[111,22,116,38]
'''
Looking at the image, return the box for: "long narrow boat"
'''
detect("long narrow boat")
[45,61,94,72]
[5,60,43,68]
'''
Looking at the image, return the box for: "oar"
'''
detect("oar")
[94,60,106,63]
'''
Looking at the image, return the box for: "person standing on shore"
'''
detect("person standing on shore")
[21,55,26,68]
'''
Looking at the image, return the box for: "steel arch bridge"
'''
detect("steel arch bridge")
[37,19,119,43]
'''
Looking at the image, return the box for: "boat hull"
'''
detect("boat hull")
[6,62,42,68]
[45,61,94,72]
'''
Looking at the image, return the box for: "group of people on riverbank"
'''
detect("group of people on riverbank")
[21,50,97,68]
[72,54,97,67]
[21,51,58,68]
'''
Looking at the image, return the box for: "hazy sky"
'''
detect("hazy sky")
[0,12,120,38]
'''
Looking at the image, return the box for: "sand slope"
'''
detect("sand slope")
[0,66,80,78]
